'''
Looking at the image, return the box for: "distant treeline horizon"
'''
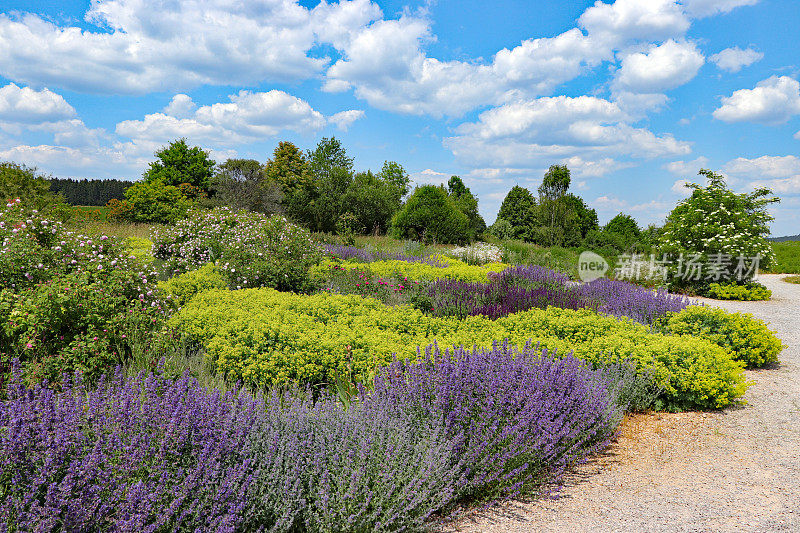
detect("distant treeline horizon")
[48,178,131,206]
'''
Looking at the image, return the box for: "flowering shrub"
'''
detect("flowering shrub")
[173,289,746,409]
[316,263,423,306]
[0,199,166,382]
[447,242,504,264]
[419,278,586,320]
[1,345,624,531]
[660,169,779,292]
[657,306,783,368]
[707,280,771,301]
[153,207,322,292]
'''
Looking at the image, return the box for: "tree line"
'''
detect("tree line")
[47,178,130,206]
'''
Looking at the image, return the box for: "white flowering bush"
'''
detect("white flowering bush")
[659,170,778,293]
[0,198,167,383]
[152,207,322,292]
[448,242,503,265]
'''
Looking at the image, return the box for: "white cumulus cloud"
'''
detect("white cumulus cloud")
[682,0,760,18]
[116,91,351,145]
[709,46,763,72]
[723,154,800,194]
[714,76,800,124]
[0,83,75,123]
[614,39,705,94]
[663,156,710,177]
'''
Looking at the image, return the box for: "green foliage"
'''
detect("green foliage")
[265,141,315,227]
[212,158,283,214]
[604,213,641,242]
[110,180,192,224]
[496,186,536,240]
[658,305,783,368]
[707,280,772,301]
[488,218,515,240]
[142,138,216,191]
[448,176,486,240]
[783,275,800,284]
[0,200,167,384]
[172,290,746,410]
[1,274,164,384]
[391,185,471,244]
[660,169,779,291]
[0,162,71,219]
[313,255,508,283]
[377,161,411,199]
[560,194,599,245]
[159,263,228,307]
[124,237,154,264]
[768,241,800,274]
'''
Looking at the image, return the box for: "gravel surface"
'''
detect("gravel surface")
[445,274,800,533]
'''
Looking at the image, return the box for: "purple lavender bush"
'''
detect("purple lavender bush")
[1,343,625,531]
[372,341,623,500]
[323,243,447,267]
[422,269,586,320]
[576,277,693,326]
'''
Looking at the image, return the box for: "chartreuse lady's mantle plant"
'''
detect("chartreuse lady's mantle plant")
[152,207,322,293]
[172,288,748,410]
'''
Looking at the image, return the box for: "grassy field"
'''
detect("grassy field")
[70,206,156,240]
[768,241,800,274]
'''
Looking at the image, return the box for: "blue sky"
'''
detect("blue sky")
[1,0,799,235]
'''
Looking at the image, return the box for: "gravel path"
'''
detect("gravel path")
[446,274,800,533]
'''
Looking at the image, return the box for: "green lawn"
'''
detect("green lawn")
[768,241,800,274]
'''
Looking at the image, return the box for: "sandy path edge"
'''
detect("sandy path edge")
[443,274,800,533]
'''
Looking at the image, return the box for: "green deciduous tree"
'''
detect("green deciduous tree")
[212,158,282,214]
[142,138,216,191]
[604,213,641,242]
[496,185,537,240]
[391,185,471,244]
[265,141,314,227]
[0,162,71,218]
[447,176,486,240]
[660,169,779,291]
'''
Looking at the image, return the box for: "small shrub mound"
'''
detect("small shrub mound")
[313,255,508,283]
[173,289,746,410]
[153,207,321,292]
[159,263,228,307]
[707,280,771,301]
[658,305,783,368]
[2,346,622,531]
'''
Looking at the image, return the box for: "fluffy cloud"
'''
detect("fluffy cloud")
[709,46,763,72]
[324,0,697,117]
[723,155,800,194]
[671,179,692,195]
[614,40,704,94]
[713,76,800,124]
[663,156,710,177]
[682,0,760,18]
[578,0,689,44]
[0,83,75,123]
[0,0,380,94]
[116,91,356,144]
[444,95,691,173]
